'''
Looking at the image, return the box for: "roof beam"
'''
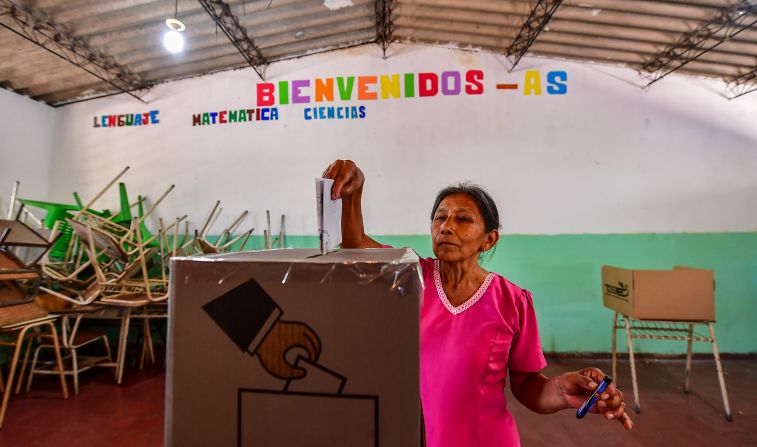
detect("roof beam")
[0,0,151,102]
[531,41,744,76]
[197,0,266,80]
[641,0,757,86]
[374,0,394,57]
[562,0,719,21]
[505,0,564,70]
[727,66,757,98]
[394,4,527,28]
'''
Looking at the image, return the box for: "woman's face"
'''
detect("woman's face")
[430,193,498,263]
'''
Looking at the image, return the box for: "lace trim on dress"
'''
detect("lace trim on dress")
[433,259,495,315]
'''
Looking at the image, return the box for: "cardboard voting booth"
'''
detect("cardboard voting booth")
[601,265,715,321]
[165,248,423,447]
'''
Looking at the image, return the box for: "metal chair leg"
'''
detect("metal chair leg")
[139,321,147,370]
[624,316,640,413]
[15,329,39,394]
[146,319,155,364]
[71,348,79,395]
[25,344,45,393]
[46,322,69,400]
[684,324,693,393]
[611,312,618,383]
[102,335,113,362]
[116,309,132,384]
[0,326,32,429]
[138,318,156,370]
[708,323,732,421]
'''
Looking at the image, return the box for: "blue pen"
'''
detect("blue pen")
[576,375,613,419]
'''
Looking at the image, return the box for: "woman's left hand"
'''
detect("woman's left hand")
[556,367,633,430]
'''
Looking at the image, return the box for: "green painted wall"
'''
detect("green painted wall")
[3,232,752,370]
[232,232,757,354]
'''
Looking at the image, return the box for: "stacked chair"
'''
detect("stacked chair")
[34,167,177,385]
[182,200,254,255]
[0,209,68,429]
[0,167,272,428]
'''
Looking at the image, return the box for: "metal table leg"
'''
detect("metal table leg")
[708,323,732,421]
[684,324,693,393]
[611,312,618,383]
[624,315,641,413]
[618,315,733,421]
[116,308,132,384]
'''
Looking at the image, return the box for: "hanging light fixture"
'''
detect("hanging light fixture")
[163,0,185,54]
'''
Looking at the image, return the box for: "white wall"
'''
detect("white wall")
[50,44,757,236]
[0,88,55,217]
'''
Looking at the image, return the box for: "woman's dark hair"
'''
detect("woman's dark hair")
[430,183,501,234]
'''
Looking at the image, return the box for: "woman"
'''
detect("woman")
[323,159,633,447]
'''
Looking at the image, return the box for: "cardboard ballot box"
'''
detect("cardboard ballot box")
[165,248,423,447]
[601,265,715,321]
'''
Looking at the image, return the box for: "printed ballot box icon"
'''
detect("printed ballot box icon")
[204,280,379,446]
[240,357,378,446]
[239,389,378,447]
[202,277,323,381]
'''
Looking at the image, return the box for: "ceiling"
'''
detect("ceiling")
[0,0,755,106]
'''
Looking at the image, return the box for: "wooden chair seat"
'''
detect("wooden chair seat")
[69,328,110,347]
[0,271,39,281]
[195,238,219,254]
[0,252,25,269]
[0,252,40,281]
[0,280,25,301]
[34,293,105,314]
[0,220,50,248]
[66,219,128,263]
[0,302,51,329]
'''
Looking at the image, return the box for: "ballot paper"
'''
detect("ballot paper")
[284,356,347,394]
[316,178,342,254]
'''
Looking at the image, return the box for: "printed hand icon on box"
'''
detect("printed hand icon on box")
[203,278,322,380]
[202,278,379,447]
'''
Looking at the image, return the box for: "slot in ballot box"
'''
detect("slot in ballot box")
[165,248,423,447]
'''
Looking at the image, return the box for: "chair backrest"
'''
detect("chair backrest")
[82,281,100,302]
[0,271,39,308]
[115,247,155,282]
[195,238,219,254]
[0,251,25,270]
[0,279,26,307]
[67,218,128,263]
[0,219,45,308]
[0,219,51,249]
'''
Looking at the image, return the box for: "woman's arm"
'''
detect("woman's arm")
[322,160,382,249]
[510,368,633,430]
[509,371,565,414]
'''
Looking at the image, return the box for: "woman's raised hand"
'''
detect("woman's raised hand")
[322,159,364,201]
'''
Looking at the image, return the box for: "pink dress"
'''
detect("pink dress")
[419,257,547,447]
